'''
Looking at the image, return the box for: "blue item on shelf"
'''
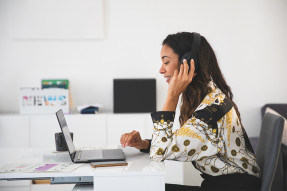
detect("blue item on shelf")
[80,106,99,114]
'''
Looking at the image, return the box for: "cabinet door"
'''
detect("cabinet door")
[30,115,59,148]
[164,160,184,185]
[106,114,150,145]
[0,115,30,148]
[143,114,154,139]
[30,114,106,148]
[183,162,203,186]
[0,180,31,190]
[163,161,203,185]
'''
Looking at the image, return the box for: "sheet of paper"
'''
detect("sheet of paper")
[0,162,83,173]
[0,163,35,173]
[26,163,83,173]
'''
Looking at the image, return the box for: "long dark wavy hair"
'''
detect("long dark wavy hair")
[162,32,241,126]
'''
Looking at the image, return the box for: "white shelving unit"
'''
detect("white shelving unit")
[0,113,152,148]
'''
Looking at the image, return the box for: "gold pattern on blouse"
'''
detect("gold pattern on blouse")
[201,93,217,105]
[176,127,205,143]
[226,109,233,147]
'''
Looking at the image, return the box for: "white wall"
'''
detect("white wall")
[1,0,287,136]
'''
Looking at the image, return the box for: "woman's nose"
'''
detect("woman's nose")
[159,65,165,74]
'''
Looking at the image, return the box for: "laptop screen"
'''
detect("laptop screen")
[56,109,76,155]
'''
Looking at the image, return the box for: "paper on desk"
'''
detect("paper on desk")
[0,162,83,173]
[26,162,83,173]
[0,163,35,173]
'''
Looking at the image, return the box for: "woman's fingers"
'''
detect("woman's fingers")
[128,131,141,147]
[121,131,141,148]
[178,61,184,77]
[182,59,191,82]
[121,134,127,147]
[184,59,191,74]
[188,59,195,80]
[126,131,137,146]
[124,131,134,147]
[120,133,127,145]
[121,132,132,147]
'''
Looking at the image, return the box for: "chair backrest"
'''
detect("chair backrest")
[256,113,284,191]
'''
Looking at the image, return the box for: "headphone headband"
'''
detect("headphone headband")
[180,32,201,73]
[191,32,201,57]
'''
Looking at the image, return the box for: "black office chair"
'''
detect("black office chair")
[256,113,285,191]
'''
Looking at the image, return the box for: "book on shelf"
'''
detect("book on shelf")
[41,79,69,89]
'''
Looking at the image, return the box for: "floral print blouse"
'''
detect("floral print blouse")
[150,81,260,178]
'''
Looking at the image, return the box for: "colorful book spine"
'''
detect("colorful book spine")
[41,79,69,89]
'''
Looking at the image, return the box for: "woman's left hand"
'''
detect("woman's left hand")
[162,59,195,111]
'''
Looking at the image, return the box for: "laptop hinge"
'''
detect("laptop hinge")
[71,151,77,161]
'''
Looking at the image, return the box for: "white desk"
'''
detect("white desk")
[0,148,165,191]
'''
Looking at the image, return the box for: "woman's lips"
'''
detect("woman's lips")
[165,76,171,83]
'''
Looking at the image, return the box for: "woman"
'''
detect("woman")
[120,32,261,191]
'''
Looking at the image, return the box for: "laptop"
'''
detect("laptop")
[56,109,126,163]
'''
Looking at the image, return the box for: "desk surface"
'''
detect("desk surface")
[0,147,165,180]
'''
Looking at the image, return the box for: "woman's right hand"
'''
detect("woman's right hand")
[120,130,149,150]
[162,59,195,111]
[168,59,195,98]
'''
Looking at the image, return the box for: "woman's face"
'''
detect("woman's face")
[159,45,180,84]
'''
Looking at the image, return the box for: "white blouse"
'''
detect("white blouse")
[150,81,260,178]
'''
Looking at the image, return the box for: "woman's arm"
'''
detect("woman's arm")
[149,111,218,162]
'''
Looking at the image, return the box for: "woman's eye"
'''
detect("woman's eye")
[164,62,169,65]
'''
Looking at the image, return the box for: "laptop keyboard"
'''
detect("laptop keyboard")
[77,150,104,160]
[77,145,118,150]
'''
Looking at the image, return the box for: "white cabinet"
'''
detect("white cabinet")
[29,114,107,148]
[0,115,30,148]
[30,115,59,148]
[0,113,153,149]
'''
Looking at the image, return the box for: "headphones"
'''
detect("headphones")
[180,32,201,73]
